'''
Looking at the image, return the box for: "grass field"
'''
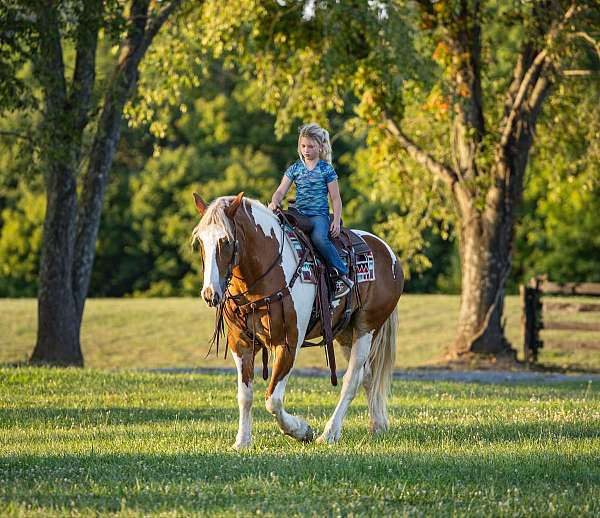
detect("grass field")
[1,295,599,371]
[1,367,599,516]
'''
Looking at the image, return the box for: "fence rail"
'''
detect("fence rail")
[544,340,600,351]
[520,277,600,364]
[543,301,600,312]
[537,281,600,297]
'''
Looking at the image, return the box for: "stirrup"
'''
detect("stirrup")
[333,275,353,299]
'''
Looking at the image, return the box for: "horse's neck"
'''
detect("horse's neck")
[233,208,295,295]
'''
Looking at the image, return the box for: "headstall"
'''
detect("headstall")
[209,212,296,380]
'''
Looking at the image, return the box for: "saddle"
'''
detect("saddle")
[277,207,372,385]
[281,206,371,258]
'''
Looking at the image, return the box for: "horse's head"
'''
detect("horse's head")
[191,192,244,307]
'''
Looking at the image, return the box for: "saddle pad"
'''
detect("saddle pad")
[333,230,372,256]
[285,226,375,285]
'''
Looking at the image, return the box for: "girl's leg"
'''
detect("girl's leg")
[309,215,348,275]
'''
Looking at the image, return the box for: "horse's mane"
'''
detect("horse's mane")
[191,196,275,247]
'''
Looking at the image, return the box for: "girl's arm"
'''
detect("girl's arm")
[327,180,342,238]
[268,176,292,210]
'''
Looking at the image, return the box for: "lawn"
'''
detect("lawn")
[1,295,599,371]
[1,367,599,516]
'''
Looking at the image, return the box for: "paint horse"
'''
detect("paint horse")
[191,192,403,447]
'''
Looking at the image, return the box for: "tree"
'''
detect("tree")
[0,0,182,365]
[193,0,599,359]
[513,78,600,285]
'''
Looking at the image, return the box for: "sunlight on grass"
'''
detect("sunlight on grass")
[1,368,599,516]
[1,295,599,371]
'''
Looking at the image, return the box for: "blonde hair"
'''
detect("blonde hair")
[297,122,332,164]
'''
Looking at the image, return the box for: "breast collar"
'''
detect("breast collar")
[208,214,292,378]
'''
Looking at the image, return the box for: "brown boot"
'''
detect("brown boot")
[333,274,354,299]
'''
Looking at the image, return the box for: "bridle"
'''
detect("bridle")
[205,209,290,374]
[203,206,342,385]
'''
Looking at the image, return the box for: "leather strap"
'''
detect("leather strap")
[316,266,337,386]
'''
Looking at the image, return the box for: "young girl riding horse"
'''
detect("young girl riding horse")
[268,122,354,299]
[191,123,403,448]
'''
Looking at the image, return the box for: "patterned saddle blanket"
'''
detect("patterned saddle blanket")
[278,208,376,285]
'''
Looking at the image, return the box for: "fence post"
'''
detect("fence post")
[522,278,543,365]
[521,284,533,365]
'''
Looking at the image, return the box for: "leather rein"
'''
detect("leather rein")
[209,209,308,380]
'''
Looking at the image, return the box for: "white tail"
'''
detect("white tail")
[366,306,398,430]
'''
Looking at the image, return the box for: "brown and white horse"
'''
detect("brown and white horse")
[191,192,403,448]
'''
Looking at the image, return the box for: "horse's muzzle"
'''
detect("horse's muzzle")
[201,286,221,307]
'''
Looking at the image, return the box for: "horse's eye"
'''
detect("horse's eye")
[217,239,232,252]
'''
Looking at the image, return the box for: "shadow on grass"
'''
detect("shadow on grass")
[2,404,599,443]
[2,450,599,515]
[0,406,227,426]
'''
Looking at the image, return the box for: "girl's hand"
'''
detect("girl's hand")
[329,219,341,238]
[268,177,292,211]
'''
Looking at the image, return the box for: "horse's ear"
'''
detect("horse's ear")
[225,191,244,218]
[193,192,208,216]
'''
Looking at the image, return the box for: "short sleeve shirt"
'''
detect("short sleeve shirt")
[284,159,338,216]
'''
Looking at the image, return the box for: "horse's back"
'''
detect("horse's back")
[351,230,403,325]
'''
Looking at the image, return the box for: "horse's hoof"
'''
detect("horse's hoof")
[316,428,341,444]
[300,425,315,443]
[232,439,252,450]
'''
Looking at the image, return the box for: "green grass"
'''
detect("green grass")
[1,367,599,516]
[2,295,599,371]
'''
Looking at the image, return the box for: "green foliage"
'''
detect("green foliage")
[0,3,39,113]
[1,0,599,300]
[347,90,456,277]
[0,189,44,296]
[102,62,304,296]
[513,80,600,285]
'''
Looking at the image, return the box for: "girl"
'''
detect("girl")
[268,122,354,298]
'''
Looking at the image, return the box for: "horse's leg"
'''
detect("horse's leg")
[336,327,353,363]
[361,360,388,434]
[317,329,374,444]
[264,344,314,442]
[231,340,256,450]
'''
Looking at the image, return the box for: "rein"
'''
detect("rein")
[207,206,345,386]
[209,210,293,379]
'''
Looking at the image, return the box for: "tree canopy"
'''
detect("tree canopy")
[130,0,600,357]
[0,0,598,363]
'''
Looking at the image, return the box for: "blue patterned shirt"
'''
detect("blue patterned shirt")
[284,159,338,216]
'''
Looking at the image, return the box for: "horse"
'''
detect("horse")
[191,192,403,448]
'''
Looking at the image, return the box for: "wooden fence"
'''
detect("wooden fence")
[520,277,600,364]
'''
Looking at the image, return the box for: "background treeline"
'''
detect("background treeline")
[0,55,598,298]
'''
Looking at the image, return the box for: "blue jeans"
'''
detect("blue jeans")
[307,215,348,275]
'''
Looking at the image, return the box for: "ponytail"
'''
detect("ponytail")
[298,122,332,164]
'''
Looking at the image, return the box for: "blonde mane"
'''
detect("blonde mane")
[190,196,275,247]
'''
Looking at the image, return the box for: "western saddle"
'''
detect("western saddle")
[276,206,372,385]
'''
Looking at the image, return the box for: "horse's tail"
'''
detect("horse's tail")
[367,305,398,428]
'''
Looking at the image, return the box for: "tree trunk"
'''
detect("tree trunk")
[450,204,513,357]
[29,3,89,366]
[29,0,181,366]
[30,162,83,366]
